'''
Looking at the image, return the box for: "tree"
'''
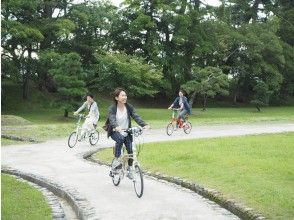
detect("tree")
[1,0,44,99]
[49,53,87,117]
[183,66,229,110]
[90,52,163,97]
[250,80,271,111]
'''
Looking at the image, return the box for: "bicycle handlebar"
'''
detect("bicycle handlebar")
[74,114,86,119]
[123,127,143,135]
[169,108,180,111]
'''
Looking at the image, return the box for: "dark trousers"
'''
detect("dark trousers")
[111,131,133,166]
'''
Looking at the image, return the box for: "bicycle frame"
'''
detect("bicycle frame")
[170,108,185,127]
[112,128,141,175]
[116,128,141,175]
[75,115,83,136]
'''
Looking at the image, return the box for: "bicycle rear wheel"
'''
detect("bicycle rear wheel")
[183,122,192,134]
[166,123,174,136]
[68,132,78,148]
[133,165,144,198]
[89,130,99,146]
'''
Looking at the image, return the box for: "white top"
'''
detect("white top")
[76,101,100,120]
[116,106,129,137]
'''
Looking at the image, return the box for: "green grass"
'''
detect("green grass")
[2,106,294,145]
[1,123,76,143]
[1,138,30,146]
[1,174,52,220]
[136,106,294,128]
[2,81,294,144]
[95,132,294,219]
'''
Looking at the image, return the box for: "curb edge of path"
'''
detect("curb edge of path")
[1,166,99,220]
[85,148,266,220]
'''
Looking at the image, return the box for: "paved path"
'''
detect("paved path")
[2,122,294,219]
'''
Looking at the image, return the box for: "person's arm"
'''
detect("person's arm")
[74,102,86,115]
[168,97,179,109]
[168,103,174,109]
[128,104,148,128]
[108,105,119,131]
[89,102,100,119]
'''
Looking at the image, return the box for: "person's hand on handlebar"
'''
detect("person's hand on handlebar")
[114,126,123,133]
[143,125,151,130]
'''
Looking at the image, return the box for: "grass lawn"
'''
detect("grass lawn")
[1,174,52,220]
[136,106,294,128]
[1,138,30,146]
[2,106,294,146]
[95,132,294,219]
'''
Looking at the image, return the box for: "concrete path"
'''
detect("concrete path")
[2,122,294,219]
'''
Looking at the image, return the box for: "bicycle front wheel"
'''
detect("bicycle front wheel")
[166,123,174,136]
[89,130,99,146]
[68,132,78,148]
[133,165,144,198]
[111,159,121,186]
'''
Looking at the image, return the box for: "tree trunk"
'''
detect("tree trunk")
[189,91,197,108]
[64,109,69,117]
[22,73,29,99]
[202,94,207,111]
[23,47,32,99]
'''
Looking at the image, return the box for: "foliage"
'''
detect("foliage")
[183,66,229,109]
[91,52,163,97]
[48,52,87,117]
[1,0,293,105]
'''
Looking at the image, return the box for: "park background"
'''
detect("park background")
[1,0,294,219]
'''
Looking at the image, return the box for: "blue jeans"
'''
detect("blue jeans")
[177,109,188,122]
[111,131,133,166]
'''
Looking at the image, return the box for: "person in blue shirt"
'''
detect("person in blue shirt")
[168,90,191,124]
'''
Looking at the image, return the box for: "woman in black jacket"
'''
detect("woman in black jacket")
[108,88,150,176]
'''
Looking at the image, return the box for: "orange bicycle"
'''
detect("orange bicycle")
[166,108,192,136]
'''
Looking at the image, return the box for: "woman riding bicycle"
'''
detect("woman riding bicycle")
[74,93,100,140]
[168,89,191,126]
[107,88,150,178]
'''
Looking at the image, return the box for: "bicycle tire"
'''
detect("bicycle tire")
[111,159,121,186]
[183,122,192,134]
[166,123,174,136]
[133,165,144,198]
[68,132,78,148]
[89,130,99,146]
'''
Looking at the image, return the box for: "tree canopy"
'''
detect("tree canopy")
[2,0,293,110]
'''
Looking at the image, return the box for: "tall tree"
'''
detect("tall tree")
[49,53,87,117]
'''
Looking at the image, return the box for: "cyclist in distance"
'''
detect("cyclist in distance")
[168,89,191,126]
[74,93,100,140]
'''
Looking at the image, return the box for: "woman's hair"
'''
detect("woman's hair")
[179,89,186,96]
[112,88,127,104]
[84,93,94,100]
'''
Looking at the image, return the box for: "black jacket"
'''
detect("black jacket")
[107,103,147,138]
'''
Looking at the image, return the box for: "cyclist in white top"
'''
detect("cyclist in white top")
[74,93,100,140]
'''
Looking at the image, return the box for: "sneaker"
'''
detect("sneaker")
[127,167,134,180]
[112,159,122,170]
